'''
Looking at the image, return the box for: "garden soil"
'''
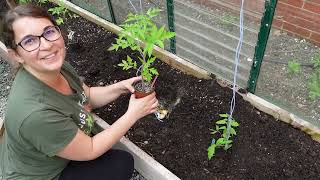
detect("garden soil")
[62,16,320,179]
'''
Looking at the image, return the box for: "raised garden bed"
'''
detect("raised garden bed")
[2,1,320,179]
[58,7,320,180]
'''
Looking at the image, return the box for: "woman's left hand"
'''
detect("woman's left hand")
[119,76,142,94]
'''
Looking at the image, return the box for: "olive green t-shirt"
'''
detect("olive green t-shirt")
[0,61,94,180]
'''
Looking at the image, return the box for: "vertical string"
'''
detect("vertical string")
[128,0,143,13]
[128,0,138,13]
[226,0,245,140]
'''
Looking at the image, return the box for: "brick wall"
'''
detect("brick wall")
[275,0,320,44]
[193,0,320,45]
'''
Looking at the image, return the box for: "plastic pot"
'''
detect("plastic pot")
[133,80,155,99]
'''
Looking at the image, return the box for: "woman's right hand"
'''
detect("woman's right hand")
[126,92,159,120]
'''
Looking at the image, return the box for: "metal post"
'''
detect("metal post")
[106,0,117,24]
[166,0,176,54]
[247,0,278,93]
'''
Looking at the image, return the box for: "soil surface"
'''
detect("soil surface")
[62,14,320,180]
[1,2,320,179]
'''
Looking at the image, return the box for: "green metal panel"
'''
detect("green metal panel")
[106,0,116,24]
[247,0,278,93]
[166,0,176,54]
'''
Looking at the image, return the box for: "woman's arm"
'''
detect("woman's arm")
[83,77,141,109]
[57,92,158,161]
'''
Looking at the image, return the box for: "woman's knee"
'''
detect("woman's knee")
[103,149,134,179]
[105,149,134,169]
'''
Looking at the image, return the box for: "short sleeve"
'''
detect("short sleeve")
[20,110,78,157]
[62,61,83,86]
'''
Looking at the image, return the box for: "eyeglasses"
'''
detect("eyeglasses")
[16,26,61,52]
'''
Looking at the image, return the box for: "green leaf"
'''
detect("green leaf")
[224,144,232,150]
[126,56,133,63]
[38,0,48,4]
[19,0,31,4]
[56,17,64,25]
[215,125,219,131]
[216,120,227,124]
[223,129,227,135]
[231,120,239,127]
[143,72,152,82]
[164,31,176,39]
[149,68,159,75]
[216,138,225,145]
[148,56,156,64]
[138,57,145,64]
[108,44,117,51]
[219,114,229,118]
[210,131,218,135]
[158,41,164,49]
[230,127,237,136]
[147,44,153,57]
[207,144,216,160]
[133,61,137,69]
[308,70,320,100]
[313,52,320,68]
[222,133,227,138]
[288,59,301,75]
[147,8,161,18]
[158,26,165,36]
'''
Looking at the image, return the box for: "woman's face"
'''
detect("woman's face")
[11,16,66,75]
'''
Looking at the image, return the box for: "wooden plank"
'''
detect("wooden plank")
[0,41,20,72]
[0,41,8,59]
[242,93,320,143]
[214,77,320,143]
[0,118,4,140]
[92,114,181,180]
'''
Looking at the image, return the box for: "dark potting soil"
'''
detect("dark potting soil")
[1,2,320,178]
[134,81,154,94]
[62,16,320,180]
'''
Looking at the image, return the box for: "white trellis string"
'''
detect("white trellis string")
[226,0,245,140]
[136,64,143,77]
[128,0,143,13]
[128,0,138,13]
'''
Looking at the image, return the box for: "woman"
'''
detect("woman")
[0,4,158,180]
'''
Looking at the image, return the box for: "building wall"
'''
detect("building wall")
[275,0,320,44]
[193,0,320,44]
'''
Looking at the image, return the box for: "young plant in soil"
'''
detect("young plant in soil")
[287,59,301,75]
[208,113,239,160]
[109,8,175,97]
[308,52,320,100]
[286,53,320,100]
